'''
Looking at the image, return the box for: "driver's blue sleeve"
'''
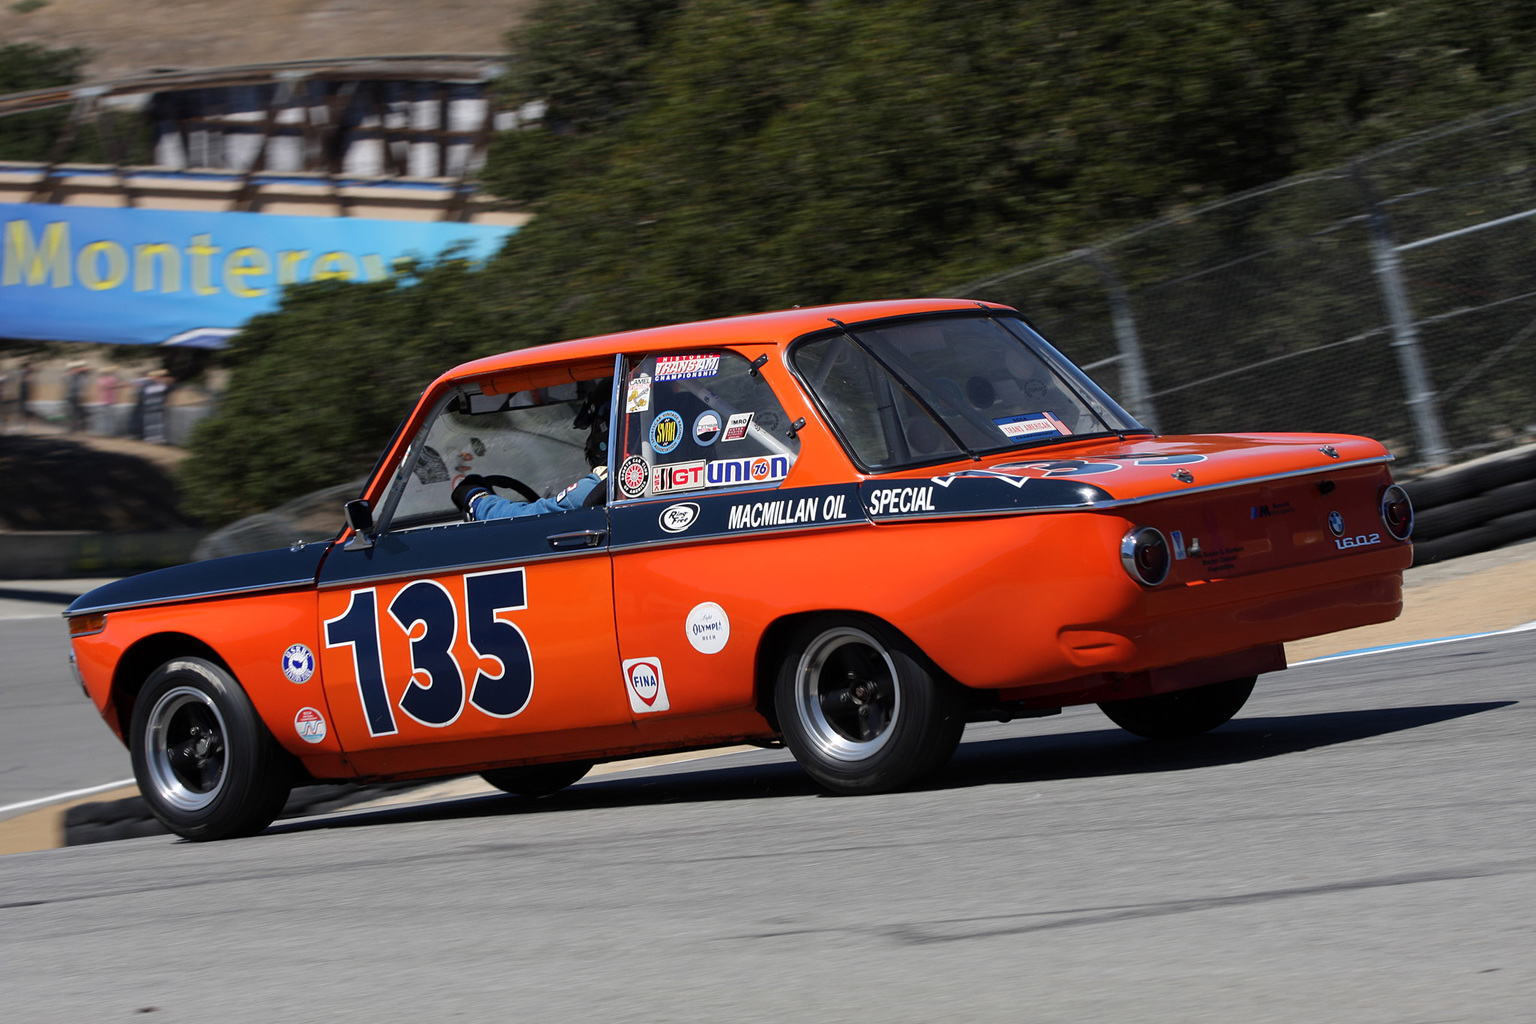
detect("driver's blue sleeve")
[470,472,604,521]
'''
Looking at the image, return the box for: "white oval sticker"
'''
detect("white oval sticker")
[685,602,730,655]
[659,502,700,533]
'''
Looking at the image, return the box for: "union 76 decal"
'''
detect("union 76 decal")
[323,567,536,737]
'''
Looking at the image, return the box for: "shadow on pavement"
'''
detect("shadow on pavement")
[266,700,1513,839]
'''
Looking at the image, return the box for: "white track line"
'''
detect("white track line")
[1294,619,1536,666]
[9,623,1536,818]
[0,778,137,819]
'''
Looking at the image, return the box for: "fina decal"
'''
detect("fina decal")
[685,602,730,654]
[618,455,651,498]
[993,412,1069,440]
[659,501,700,533]
[693,410,722,446]
[294,707,327,744]
[720,411,754,442]
[281,644,315,684]
[655,353,720,381]
[622,657,670,713]
[650,410,684,454]
[625,372,653,414]
[652,461,707,493]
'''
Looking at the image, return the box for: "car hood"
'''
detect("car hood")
[65,544,330,616]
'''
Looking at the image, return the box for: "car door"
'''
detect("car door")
[316,372,630,776]
[608,346,857,726]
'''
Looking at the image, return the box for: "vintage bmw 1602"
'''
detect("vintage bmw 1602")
[66,299,1413,839]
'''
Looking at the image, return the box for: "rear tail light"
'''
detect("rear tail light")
[1379,484,1413,541]
[1120,526,1170,586]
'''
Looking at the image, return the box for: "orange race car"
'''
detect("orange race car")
[65,299,1414,840]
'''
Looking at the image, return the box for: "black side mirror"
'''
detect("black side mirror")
[343,499,375,550]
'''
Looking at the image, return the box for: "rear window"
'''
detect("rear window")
[615,349,800,500]
[792,314,1142,471]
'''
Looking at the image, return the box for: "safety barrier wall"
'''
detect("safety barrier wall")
[1403,443,1536,563]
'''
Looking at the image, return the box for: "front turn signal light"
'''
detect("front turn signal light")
[69,613,107,637]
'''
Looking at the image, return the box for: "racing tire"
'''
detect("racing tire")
[129,657,293,841]
[481,760,594,797]
[1098,675,1257,740]
[774,616,965,795]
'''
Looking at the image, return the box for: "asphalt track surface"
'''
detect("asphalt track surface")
[1,628,1532,1021]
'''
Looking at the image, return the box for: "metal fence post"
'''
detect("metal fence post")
[1082,247,1159,432]
[1352,163,1450,466]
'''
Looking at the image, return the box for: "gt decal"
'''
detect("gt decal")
[324,568,536,736]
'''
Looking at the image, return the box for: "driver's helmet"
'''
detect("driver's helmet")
[575,380,612,468]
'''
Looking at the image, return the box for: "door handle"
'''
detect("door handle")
[547,529,607,550]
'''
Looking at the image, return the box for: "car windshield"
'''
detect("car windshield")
[792,314,1144,471]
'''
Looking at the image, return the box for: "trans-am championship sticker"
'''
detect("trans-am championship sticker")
[693,410,722,446]
[655,353,720,381]
[622,657,670,713]
[281,644,315,683]
[650,410,684,454]
[294,707,327,743]
[626,372,653,413]
[685,602,730,654]
[619,455,651,498]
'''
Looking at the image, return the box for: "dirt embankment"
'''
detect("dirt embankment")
[0,432,196,532]
[0,0,531,81]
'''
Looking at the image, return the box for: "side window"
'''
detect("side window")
[616,350,800,500]
[389,383,603,530]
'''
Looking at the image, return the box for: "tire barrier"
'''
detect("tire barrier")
[1403,444,1536,565]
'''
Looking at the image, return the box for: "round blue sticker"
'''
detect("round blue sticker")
[693,410,722,446]
[650,410,684,454]
[281,644,315,684]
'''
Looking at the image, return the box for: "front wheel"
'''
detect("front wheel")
[480,760,594,797]
[1098,675,1257,740]
[774,617,964,795]
[129,657,293,841]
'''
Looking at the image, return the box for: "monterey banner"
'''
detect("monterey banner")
[0,203,516,346]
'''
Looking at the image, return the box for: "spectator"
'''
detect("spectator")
[17,362,35,423]
[139,369,172,444]
[65,360,91,433]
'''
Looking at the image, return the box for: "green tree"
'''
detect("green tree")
[0,40,87,161]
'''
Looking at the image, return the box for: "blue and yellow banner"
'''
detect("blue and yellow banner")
[0,203,516,346]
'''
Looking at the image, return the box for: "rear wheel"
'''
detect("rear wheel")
[1098,676,1257,740]
[481,760,594,797]
[774,617,964,794]
[129,657,293,841]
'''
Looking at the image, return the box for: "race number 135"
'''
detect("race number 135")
[324,567,534,736]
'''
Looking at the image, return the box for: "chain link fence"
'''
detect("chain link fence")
[959,98,1536,470]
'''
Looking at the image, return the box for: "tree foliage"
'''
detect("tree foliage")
[182,0,1536,522]
[0,40,87,161]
